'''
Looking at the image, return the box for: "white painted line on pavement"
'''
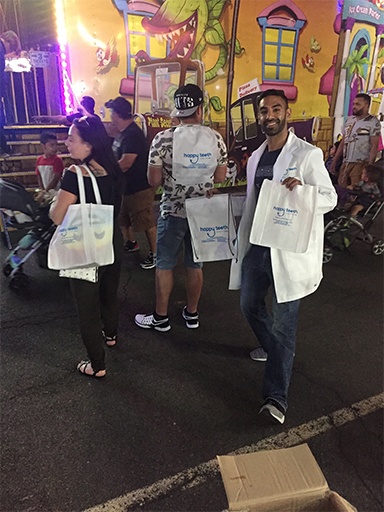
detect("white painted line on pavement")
[84,392,383,512]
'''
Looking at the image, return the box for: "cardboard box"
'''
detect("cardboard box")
[218,444,357,512]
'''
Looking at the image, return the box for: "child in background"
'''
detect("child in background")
[35,132,64,193]
[346,163,382,217]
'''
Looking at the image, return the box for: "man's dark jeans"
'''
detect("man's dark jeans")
[240,245,300,411]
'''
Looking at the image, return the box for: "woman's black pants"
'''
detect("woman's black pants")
[70,227,123,372]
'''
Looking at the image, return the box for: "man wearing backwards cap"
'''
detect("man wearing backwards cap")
[106,96,157,269]
[135,84,227,332]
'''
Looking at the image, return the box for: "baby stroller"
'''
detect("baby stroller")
[323,187,384,263]
[0,179,56,291]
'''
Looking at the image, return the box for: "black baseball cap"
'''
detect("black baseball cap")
[105,97,132,119]
[171,84,203,118]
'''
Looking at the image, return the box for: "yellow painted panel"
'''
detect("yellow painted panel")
[280,46,293,64]
[149,37,167,59]
[281,30,295,45]
[279,67,291,80]
[265,28,279,43]
[131,34,147,54]
[265,65,277,79]
[265,44,278,62]
[128,14,144,32]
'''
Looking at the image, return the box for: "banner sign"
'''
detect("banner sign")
[29,51,51,68]
[238,78,260,99]
[342,0,383,25]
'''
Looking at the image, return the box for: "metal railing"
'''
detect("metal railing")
[4,52,62,125]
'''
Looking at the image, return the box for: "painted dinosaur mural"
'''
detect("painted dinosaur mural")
[141,0,243,82]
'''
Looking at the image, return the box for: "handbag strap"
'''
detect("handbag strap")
[74,164,103,205]
[228,194,235,257]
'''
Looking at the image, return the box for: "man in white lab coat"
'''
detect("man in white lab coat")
[229,89,337,424]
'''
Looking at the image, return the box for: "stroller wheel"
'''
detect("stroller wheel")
[371,240,384,256]
[9,272,30,291]
[323,247,334,264]
[3,263,13,277]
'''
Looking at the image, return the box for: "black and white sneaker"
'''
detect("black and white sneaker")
[140,252,156,270]
[259,399,285,424]
[134,313,171,332]
[182,306,199,329]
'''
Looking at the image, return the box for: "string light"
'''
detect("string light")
[55,0,73,114]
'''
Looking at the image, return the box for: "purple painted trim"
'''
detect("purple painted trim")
[119,77,135,96]
[319,56,337,96]
[344,17,355,31]
[260,82,297,101]
[258,0,307,22]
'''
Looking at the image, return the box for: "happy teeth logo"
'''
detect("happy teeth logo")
[200,224,228,242]
[59,225,79,244]
[184,152,213,167]
[272,206,298,226]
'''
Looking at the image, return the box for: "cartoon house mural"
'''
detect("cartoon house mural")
[113,0,168,95]
[320,0,384,136]
[230,0,343,125]
[113,0,240,115]
[5,0,381,149]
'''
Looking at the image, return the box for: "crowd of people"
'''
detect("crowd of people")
[1,25,382,430]
[16,85,382,425]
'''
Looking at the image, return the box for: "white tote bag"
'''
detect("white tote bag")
[249,180,318,253]
[172,125,218,185]
[186,194,236,262]
[48,165,114,270]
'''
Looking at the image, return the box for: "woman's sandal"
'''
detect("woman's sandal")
[77,360,106,379]
[102,331,117,347]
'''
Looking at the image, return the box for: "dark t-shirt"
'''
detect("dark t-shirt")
[251,147,283,250]
[112,122,150,196]
[60,168,121,219]
[254,147,282,202]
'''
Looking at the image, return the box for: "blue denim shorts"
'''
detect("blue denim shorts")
[156,215,203,270]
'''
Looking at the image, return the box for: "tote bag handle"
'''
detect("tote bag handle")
[73,164,104,262]
[74,164,103,205]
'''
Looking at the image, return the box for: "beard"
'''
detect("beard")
[261,118,287,136]
[352,107,364,116]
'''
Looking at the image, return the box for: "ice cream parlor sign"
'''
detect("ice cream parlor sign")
[343,0,384,23]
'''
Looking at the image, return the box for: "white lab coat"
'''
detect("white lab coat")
[229,131,337,303]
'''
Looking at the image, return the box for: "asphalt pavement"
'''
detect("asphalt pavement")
[0,218,383,512]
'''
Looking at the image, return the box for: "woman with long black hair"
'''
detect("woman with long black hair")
[50,116,123,378]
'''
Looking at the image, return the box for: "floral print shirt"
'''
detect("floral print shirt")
[148,125,228,218]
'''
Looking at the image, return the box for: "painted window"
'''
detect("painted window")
[127,13,166,76]
[262,26,298,83]
[344,29,371,117]
[257,2,306,92]
[232,98,258,143]
[243,98,258,139]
